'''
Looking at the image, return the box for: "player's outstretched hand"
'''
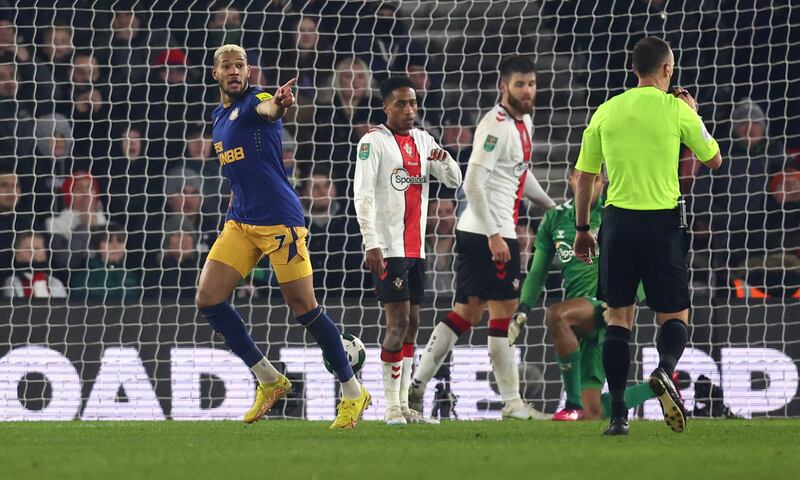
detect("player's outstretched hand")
[427,148,448,162]
[672,87,697,112]
[488,234,510,263]
[573,230,597,265]
[274,78,297,108]
[365,247,385,276]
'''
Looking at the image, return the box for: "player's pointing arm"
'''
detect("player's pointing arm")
[256,77,297,121]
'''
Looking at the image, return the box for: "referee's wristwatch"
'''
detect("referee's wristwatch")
[575,224,591,232]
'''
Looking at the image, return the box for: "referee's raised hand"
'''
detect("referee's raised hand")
[672,87,697,112]
[573,230,597,265]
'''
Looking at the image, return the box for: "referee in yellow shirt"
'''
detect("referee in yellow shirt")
[572,37,722,436]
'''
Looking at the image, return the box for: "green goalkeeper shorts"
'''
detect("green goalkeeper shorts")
[580,297,607,391]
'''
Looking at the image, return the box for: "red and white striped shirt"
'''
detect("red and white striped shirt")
[354,125,462,258]
[458,105,544,239]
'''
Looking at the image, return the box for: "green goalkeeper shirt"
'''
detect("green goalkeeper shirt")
[520,197,604,306]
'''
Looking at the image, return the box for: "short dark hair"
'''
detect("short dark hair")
[632,37,671,77]
[380,76,415,101]
[498,55,536,81]
[0,160,15,176]
[14,231,40,249]
[90,223,126,250]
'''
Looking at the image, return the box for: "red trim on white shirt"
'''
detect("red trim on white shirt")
[513,120,532,224]
[393,133,423,258]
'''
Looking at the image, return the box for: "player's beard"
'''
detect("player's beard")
[506,90,533,116]
[222,78,249,99]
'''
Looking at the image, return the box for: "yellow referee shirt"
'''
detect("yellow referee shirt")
[575,86,719,210]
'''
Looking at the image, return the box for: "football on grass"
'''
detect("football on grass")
[324,333,366,375]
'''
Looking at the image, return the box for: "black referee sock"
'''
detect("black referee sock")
[657,319,688,376]
[603,325,632,418]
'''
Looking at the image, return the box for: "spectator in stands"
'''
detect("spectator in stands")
[730,231,800,301]
[425,197,457,293]
[99,123,163,271]
[247,49,268,88]
[407,56,444,136]
[32,112,79,213]
[767,162,800,241]
[70,224,140,302]
[103,123,151,219]
[145,167,218,261]
[34,111,76,177]
[0,166,20,276]
[47,171,108,269]
[207,2,244,52]
[693,99,788,283]
[146,47,204,159]
[440,112,474,168]
[299,168,364,295]
[309,57,381,178]
[101,4,176,108]
[2,231,67,298]
[144,228,199,301]
[34,22,74,116]
[274,15,335,128]
[182,123,228,214]
[71,53,111,158]
[0,18,31,64]
[70,50,100,92]
[352,3,425,82]
[0,18,42,116]
[0,57,36,159]
[0,166,40,276]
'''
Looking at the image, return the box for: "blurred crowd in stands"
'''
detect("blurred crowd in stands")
[0,0,797,302]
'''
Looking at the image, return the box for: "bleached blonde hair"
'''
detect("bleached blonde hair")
[213,44,247,65]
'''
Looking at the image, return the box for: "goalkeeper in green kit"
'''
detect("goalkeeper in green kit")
[510,170,661,420]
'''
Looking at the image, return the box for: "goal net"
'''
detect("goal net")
[0,0,798,421]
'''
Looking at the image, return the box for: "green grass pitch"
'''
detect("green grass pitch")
[1,420,796,480]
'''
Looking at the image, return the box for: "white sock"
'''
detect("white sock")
[399,345,414,409]
[382,349,403,409]
[251,357,281,385]
[341,376,362,399]
[488,335,521,402]
[411,322,459,390]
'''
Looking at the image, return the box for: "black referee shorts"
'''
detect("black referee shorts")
[598,205,690,312]
[454,230,521,304]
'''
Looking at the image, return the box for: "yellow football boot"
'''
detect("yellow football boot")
[243,375,292,424]
[329,386,372,430]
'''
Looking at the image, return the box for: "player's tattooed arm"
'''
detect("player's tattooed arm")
[256,77,297,121]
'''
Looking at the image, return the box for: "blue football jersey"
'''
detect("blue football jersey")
[211,87,304,227]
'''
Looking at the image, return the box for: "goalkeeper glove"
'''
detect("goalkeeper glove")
[509,304,530,346]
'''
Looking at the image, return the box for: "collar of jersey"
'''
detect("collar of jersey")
[497,103,525,122]
[221,87,253,109]
[382,123,412,137]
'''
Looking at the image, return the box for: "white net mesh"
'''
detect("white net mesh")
[0,0,798,420]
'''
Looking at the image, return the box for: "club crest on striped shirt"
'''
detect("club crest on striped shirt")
[359,143,370,160]
[484,135,498,152]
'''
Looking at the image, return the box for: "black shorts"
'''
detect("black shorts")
[598,205,690,312]
[372,257,426,305]
[454,230,521,304]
